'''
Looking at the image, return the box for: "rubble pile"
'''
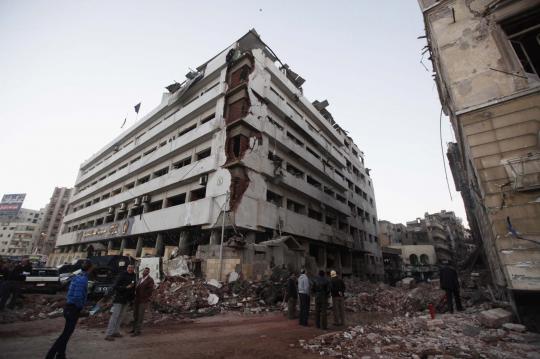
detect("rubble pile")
[301,308,540,358]
[343,279,446,315]
[0,294,66,323]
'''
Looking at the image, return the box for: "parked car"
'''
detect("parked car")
[24,267,62,294]
[87,255,136,297]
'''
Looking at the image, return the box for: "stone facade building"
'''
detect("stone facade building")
[418,0,540,312]
[49,30,383,280]
[0,208,44,256]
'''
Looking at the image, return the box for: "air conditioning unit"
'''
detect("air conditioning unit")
[199,174,208,186]
[107,207,114,215]
[119,203,127,211]
[133,198,141,206]
[142,195,150,203]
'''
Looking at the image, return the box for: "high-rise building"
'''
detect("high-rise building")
[34,187,73,256]
[50,30,383,280]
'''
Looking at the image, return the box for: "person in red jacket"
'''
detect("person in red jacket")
[130,267,154,336]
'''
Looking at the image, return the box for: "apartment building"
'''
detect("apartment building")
[378,220,407,247]
[34,187,72,256]
[50,30,383,280]
[0,208,44,256]
[419,0,540,319]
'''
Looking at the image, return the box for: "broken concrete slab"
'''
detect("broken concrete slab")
[502,322,527,333]
[479,308,513,328]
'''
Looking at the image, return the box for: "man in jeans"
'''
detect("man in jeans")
[330,270,346,326]
[130,267,154,336]
[105,264,135,341]
[46,260,93,359]
[297,269,310,326]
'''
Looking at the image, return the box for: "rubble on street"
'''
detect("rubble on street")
[300,308,540,358]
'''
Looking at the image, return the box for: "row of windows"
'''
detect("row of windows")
[71,147,212,214]
[78,112,215,193]
[266,189,377,235]
[66,186,207,232]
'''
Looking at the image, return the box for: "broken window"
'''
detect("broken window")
[143,147,157,157]
[325,215,335,226]
[229,64,251,88]
[189,187,206,202]
[148,200,163,212]
[286,199,305,214]
[113,187,123,195]
[136,175,150,186]
[501,8,540,77]
[179,124,197,137]
[226,97,250,124]
[286,131,304,147]
[200,113,215,125]
[306,146,320,159]
[307,175,322,189]
[308,208,322,221]
[101,193,110,200]
[336,194,346,203]
[153,167,169,178]
[173,156,192,169]
[130,156,141,164]
[286,163,304,178]
[166,193,186,207]
[196,148,212,160]
[266,190,283,207]
[227,134,249,159]
[339,221,348,231]
[119,163,128,170]
[324,187,335,197]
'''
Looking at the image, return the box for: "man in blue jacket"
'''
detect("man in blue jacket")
[46,260,93,359]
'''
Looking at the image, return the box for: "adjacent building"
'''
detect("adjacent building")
[0,207,45,257]
[378,220,407,247]
[50,30,383,280]
[34,187,73,256]
[419,0,540,313]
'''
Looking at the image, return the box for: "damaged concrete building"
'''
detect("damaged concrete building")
[419,0,540,318]
[49,30,383,281]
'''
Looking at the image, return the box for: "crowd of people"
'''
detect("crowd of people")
[46,261,155,359]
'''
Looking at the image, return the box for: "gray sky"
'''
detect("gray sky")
[0,0,466,226]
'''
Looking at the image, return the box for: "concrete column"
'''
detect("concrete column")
[155,233,164,257]
[135,236,143,257]
[335,249,342,274]
[209,229,220,245]
[178,231,189,255]
[119,238,126,255]
[107,240,113,252]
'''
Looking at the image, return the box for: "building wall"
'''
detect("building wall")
[35,187,72,255]
[0,208,44,256]
[51,31,383,280]
[420,0,540,292]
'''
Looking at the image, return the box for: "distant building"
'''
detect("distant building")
[382,246,403,285]
[389,244,438,281]
[0,208,45,256]
[34,187,73,256]
[378,220,406,247]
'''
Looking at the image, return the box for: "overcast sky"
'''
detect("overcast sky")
[0,0,467,226]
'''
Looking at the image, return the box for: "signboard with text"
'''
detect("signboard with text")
[0,193,26,218]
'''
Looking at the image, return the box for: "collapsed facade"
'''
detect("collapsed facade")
[419,0,540,315]
[49,30,383,281]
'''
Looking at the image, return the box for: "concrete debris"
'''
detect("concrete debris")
[479,308,513,329]
[503,323,527,333]
[207,293,219,305]
[300,309,540,358]
[343,278,445,315]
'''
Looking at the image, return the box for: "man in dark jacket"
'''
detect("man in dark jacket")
[46,260,93,359]
[130,267,154,336]
[0,259,31,310]
[284,272,297,319]
[105,264,136,340]
[439,260,463,313]
[312,270,330,330]
[330,270,346,326]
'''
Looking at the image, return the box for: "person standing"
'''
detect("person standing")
[312,270,330,330]
[130,267,154,336]
[0,259,31,310]
[284,272,297,320]
[297,269,310,326]
[46,260,93,359]
[105,264,136,341]
[439,260,463,313]
[330,270,346,326]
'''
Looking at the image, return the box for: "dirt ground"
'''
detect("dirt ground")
[0,312,349,359]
